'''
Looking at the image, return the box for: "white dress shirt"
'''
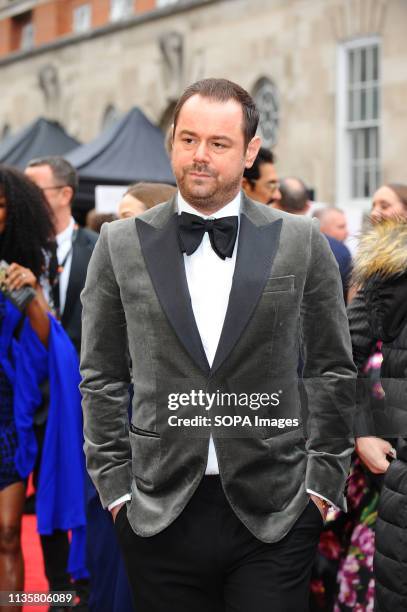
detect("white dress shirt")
[179,192,241,473]
[108,193,334,511]
[56,217,75,314]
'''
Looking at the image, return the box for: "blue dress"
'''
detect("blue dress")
[0,294,23,490]
[0,293,88,577]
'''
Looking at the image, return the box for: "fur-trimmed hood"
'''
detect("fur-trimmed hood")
[352,218,407,285]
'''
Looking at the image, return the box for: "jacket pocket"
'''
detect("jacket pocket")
[129,427,161,487]
[263,275,295,294]
[129,423,160,438]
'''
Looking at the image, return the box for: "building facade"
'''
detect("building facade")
[0,0,406,210]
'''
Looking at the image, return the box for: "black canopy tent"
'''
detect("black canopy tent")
[66,107,174,224]
[0,118,80,169]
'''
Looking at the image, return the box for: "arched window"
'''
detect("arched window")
[102,104,120,130]
[253,78,279,148]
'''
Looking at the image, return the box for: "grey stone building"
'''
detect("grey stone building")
[0,0,406,211]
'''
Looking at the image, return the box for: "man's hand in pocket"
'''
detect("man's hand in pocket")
[111,502,125,523]
[310,494,329,520]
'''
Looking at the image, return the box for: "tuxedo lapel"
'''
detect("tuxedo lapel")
[211,199,282,375]
[62,229,88,327]
[136,204,210,375]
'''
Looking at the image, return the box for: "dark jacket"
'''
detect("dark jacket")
[324,234,352,301]
[62,226,98,353]
[347,219,407,612]
[348,220,407,437]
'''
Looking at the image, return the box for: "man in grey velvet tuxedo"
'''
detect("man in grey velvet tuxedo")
[80,78,356,612]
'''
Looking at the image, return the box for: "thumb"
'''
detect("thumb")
[380,439,394,454]
[372,456,390,474]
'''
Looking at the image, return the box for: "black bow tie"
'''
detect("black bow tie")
[177,212,238,260]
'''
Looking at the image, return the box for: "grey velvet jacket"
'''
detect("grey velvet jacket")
[80,194,356,543]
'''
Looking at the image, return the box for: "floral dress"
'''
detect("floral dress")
[310,457,380,612]
[310,341,384,612]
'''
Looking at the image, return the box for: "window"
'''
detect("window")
[337,39,380,203]
[110,0,133,21]
[73,4,92,33]
[20,21,34,50]
[253,78,279,148]
[156,0,179,8]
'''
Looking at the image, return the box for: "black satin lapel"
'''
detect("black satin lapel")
[211,215,283,375]
[61,235,87,326]
[136,214,210,374]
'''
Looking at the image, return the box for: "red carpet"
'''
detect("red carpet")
[20,476,48,612]
[21,514,48,612]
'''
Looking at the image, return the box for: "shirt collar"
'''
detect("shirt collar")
[177,191,241,219]
[56,217,75,247]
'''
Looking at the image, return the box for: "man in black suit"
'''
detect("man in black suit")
[26,157,97,352]
[25,157,97,611]
[81,79,356,612]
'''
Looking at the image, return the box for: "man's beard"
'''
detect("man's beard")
[175,163,242,213]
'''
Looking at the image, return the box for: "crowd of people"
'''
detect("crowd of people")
[0,77,406,612]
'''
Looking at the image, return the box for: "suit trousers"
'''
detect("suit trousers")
[114,476,323,612]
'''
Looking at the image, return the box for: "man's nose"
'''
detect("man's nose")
[193,141,210,163]
[273,188,282,202]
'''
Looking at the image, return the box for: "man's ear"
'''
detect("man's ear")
[168,123,175,158]
[241,177,251,191]
[245,136,262,168]
[61,185,74,207]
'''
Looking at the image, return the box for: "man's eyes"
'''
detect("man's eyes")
[180,138,228,149]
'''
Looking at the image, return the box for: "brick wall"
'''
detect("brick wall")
[90,0,110,28]
[0,19,12,55]
[0,0,161,58]
[136,0,156,14]
[35,1,62,45]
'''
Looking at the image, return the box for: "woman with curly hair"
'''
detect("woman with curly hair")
[0,165,56,610]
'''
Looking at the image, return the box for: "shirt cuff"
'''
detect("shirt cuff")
[107,494,131,511]
[306,488,340,511]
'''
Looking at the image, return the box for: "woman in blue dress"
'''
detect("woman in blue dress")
[0,165,55,610]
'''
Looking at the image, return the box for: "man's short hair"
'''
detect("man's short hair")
[125,182,177,209]
[243,147,275,186]
[27,155,78,200]
[279,177,309,213]
[173,78,259,148]
[312,206,345,221]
